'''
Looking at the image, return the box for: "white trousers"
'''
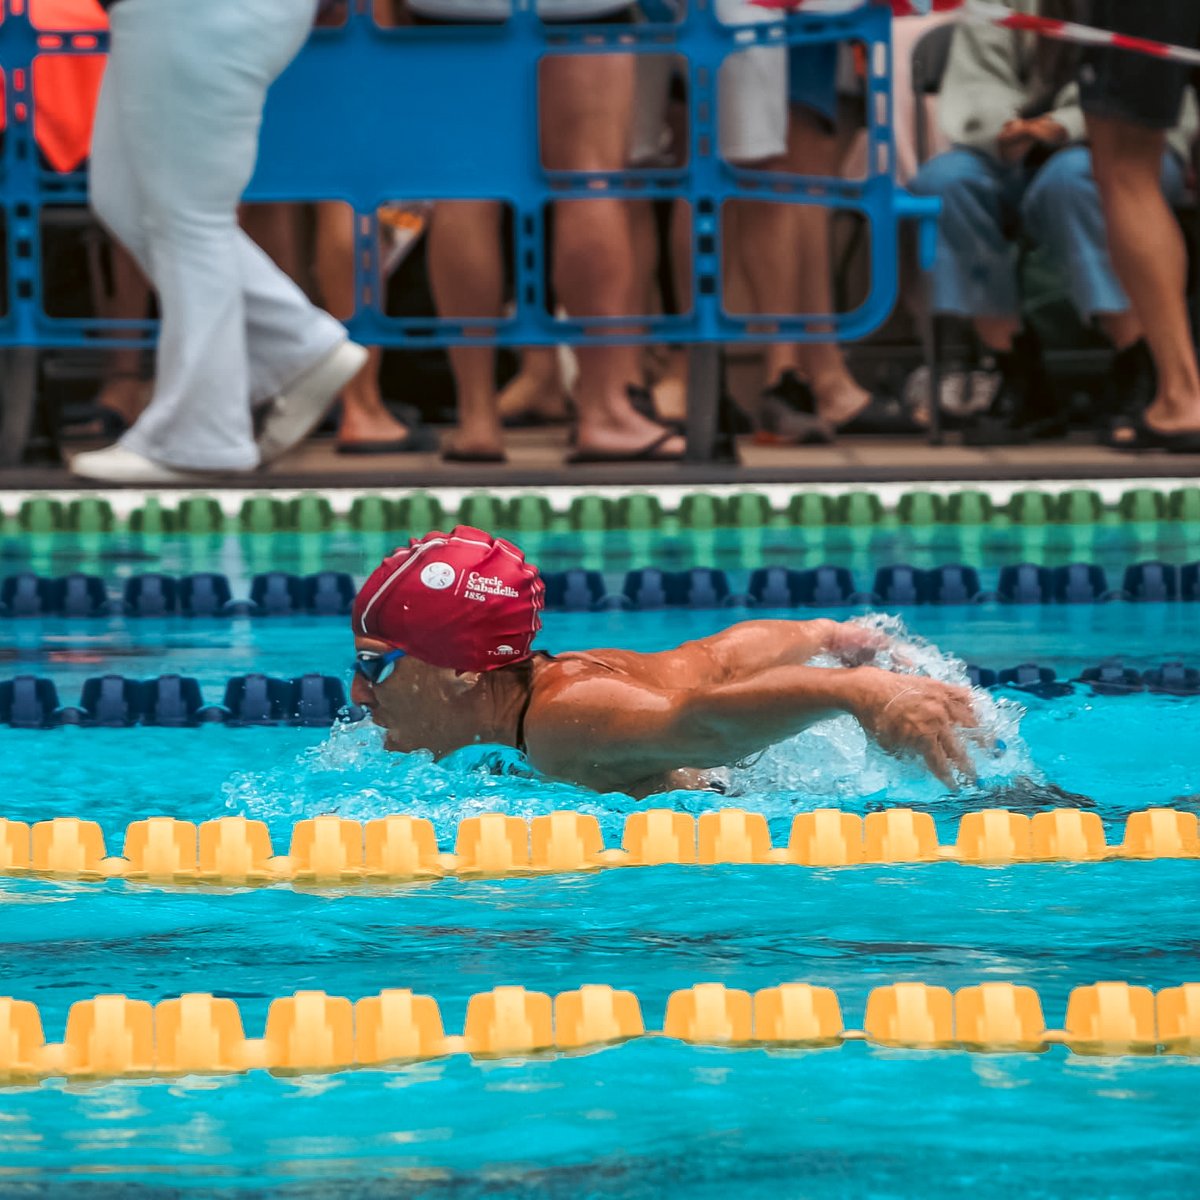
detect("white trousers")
[89,0,346,469]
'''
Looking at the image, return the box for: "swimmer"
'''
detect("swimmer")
[350,527,981,797]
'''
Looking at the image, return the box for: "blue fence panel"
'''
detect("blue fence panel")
[0,0,939,354]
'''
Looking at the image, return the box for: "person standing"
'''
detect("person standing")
[1080,4,1200,451]
[72,0,368,483]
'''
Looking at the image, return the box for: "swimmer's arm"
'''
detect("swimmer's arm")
[525,666,976,788]
[700,619,892,673]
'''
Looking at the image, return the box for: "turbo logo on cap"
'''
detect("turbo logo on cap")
[352,526,545,673]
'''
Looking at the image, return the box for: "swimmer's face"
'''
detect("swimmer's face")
[352,636,484,756]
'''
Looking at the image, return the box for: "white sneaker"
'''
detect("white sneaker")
[70,444,224,484]
[256,340,369,465]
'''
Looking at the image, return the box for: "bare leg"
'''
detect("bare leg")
[239,202,302,280]
[973,316,1021,353]
[313,200,411,446]
[540,53,683,459]
[1087,114,1200,432]
[93,240,152,427]
[427,200,506,458]
[496,347,569,425]
[1096,309,1142,351]
[785,113,870,426]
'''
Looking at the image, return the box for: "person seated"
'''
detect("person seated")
[909,0,1198,443]
[349,527,980,798]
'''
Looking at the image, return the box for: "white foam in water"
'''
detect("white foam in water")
[222,615,1031,835]
[722,614,1030,808]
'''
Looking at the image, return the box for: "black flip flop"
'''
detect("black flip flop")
[441,447,508,464]
[1110,413,1200,454]
[565,428,684,465]
[335,426,438,455]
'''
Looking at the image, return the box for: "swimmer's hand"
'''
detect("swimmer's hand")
[846,668,980,788]
[826,623,892,666]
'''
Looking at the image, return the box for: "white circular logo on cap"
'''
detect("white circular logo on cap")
[419,562,456,590]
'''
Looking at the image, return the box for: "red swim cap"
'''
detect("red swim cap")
[352,526,544,673]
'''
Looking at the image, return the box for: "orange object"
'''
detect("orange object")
[622,810,696,865]
[1064,982,1157,1054]
[289,816,364,884]
[455,814,530,875]
[697,809,772,865]
[954,983,1046,1051]
[663,982,753,1045]
[0,998,45,1077]
[263,991,355,1072]
[197,817,275,884]
[155,994,246,1074]
[1122,809,1200,859]
[62,994,154,1076]
[754,983,843,1046]
[0,819,32,872]
[31,817,106,876]
[955,810,1033,863]
[123,818,198,883]
[1030,809,1107,861]
[355,989,447,1064]
[863,809,939,863]
[463,986,553,1057]
[530,811,605,872]
[554,985,643,1050]
[864,982,953,1048]
[364,815,443,881]
[787,810,864,866]
[1156,984,1200,1055]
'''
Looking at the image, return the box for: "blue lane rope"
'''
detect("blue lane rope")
[1,659,1199,729]
[1,562,1199,619]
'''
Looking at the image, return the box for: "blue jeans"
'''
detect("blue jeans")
[909,144,1185,321]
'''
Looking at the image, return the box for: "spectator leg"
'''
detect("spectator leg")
[427,200,507,459]
[785,111,872,428]
[90,240,151,430]
[88,0,346,469]
[1084,117,1200,431]
[0,348,38,468]
[540,53,684,460]
[313,201,412,448]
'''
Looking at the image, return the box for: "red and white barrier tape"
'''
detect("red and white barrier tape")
[753,0,1200,70]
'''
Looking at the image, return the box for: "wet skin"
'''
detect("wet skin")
[351,619,980,797]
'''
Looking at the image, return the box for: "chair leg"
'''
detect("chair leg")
[921,303,943,447]
[685,342,722,462]
[0,348,39,468]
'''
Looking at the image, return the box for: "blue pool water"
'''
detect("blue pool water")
[1,526,1198,1196]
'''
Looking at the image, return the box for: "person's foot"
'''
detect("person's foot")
[70,444,244,484]
[755,370,834,445]
[337,398,413,451]
[257,340,369,464]
[1111,403,1200,450]
[809,370,872,429]
[497,363,571,426]
[573,388,686,461]
[651,373,687,425]
[441,428,507,463]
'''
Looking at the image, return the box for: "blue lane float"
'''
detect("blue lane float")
[4,664,1200,729]
[9,562,1200,618]
[0,675,357,728]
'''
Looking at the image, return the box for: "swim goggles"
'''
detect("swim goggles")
[353,648,406,685]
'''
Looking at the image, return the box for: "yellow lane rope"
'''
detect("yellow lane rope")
[0,807,1196,886]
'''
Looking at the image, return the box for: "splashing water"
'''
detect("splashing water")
[221,615,1032,837]
[723,614,1030,807]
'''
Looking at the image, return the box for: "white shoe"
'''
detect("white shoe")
[256,340,369,465]
[70,444,219,484]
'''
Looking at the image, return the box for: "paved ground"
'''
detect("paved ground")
[7,427,1200,490]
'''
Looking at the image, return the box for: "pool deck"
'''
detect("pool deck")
[4,428,1200,490]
